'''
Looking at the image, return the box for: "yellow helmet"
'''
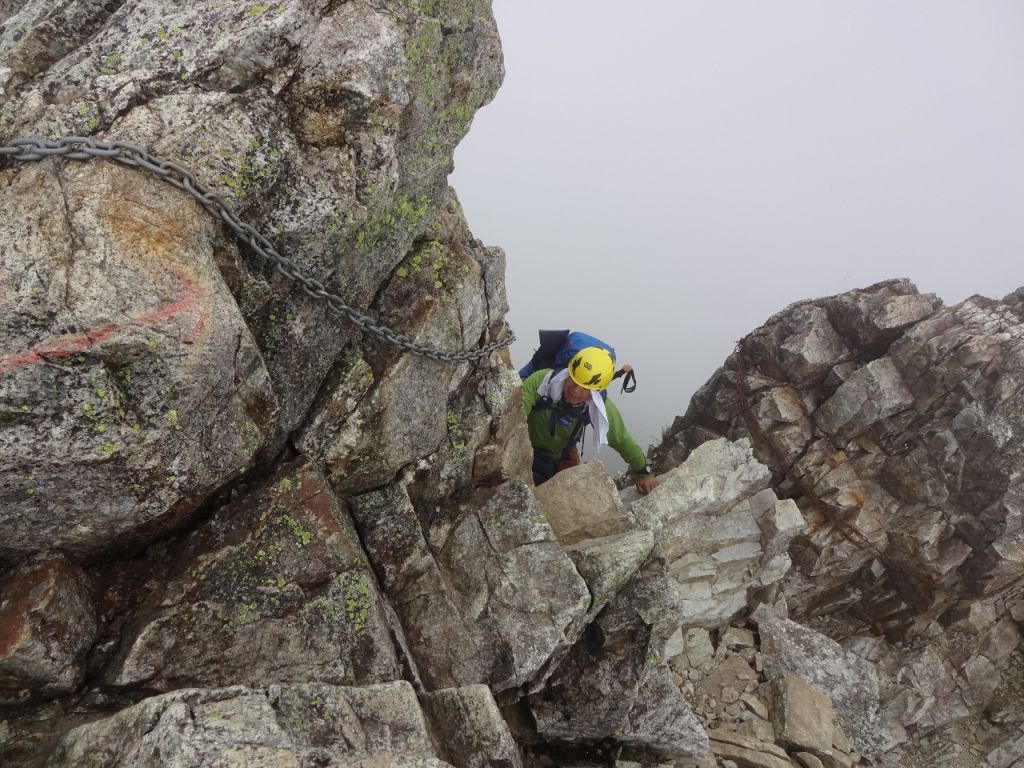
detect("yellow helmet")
[568,347,615,391]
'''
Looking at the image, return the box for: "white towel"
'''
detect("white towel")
[538,370,610,454]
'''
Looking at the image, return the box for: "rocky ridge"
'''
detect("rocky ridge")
[1,2,1023,767]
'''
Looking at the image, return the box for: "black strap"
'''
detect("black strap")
[536,395,589,457]
[614,367,637,394]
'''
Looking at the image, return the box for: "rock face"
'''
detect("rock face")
[0,0,506,563]
[0,155,278,561]
[3,3,1024,768]
[651,280,1024,627]
[630,437,806,627]
[650,279,1024,767]
[103,460,403,691]
[533,460,635,545]
[46,682,459,767]
[349,479,590,693]
[755,606,885,757]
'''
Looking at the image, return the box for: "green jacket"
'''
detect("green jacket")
[521,369,652,476]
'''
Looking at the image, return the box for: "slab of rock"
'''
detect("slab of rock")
[875,644,968,743]
[626,439,804,629]
[795,753,825,768]
[621,666,709,761]
[980,618,1022,663]
[721,627,757,650]
[529,553,688,746]
[699,653,759,704]
[769,672,835,755]
[0,558,97,705]
[351,479,589,692]
[533,461,636,545]
[708,727,795,768]
[46,682,452,767]
[298,241,489,497]
[566,530,656,620]
[774,305,852,387]
[630,439,772,533]
[419,685,523,768]
[104,460,402,690]
[755,607,886,758]
[814,358,915,444]
[471,362,535,487]
[823,281,940,350]
[984,724,1024,768]
[685,628,717,670]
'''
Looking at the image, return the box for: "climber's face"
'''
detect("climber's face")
[563,377,593,406]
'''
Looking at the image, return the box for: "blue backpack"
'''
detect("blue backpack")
[519,330,635,393]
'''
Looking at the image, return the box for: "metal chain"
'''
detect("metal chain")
[0,136,514,362]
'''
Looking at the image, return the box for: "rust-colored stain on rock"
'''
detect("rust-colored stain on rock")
[0,561,59,659]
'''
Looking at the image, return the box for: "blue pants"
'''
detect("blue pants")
[532,452,558,486]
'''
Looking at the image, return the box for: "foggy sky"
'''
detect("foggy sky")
[450,1,1024,471]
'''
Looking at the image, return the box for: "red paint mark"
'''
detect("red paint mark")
[0,270,207,375]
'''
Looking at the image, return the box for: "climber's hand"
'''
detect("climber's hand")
[635,476,659,495]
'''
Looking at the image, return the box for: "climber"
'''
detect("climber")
[521,346,660,495]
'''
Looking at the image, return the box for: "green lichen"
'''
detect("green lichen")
[353,194,429,255]
[247,2,272,15]
[399,240,471,299]
[400,14,494,182]
[343,574,371,632]
[316,571,373,633]
[235,601,261,625]
[284,515,313,548]
[260,307,296,360]
[446,408,466,451]
[216,137,285,204]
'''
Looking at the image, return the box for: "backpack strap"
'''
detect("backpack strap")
[533,393,591,458]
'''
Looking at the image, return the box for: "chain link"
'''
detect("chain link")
[1,136,515,362]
